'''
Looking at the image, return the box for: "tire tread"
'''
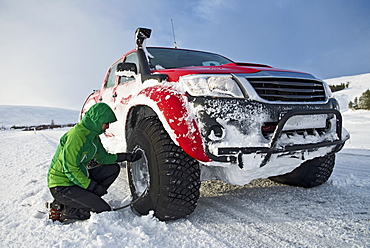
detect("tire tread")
[270,154,335,188]
[129,116,200,220]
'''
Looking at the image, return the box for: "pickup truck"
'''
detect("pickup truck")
[80,28,349,220]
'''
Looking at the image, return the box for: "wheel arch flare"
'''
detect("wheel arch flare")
[125,84,211,163]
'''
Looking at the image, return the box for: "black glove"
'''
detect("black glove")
[87,180,108,197]
[117,151,142,162]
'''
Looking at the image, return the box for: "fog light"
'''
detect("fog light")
[262,123,277,133]
[208,125,224,140]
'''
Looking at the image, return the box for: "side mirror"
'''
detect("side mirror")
[116,62,137,77]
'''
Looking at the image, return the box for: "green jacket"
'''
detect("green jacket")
[47,103,118,189]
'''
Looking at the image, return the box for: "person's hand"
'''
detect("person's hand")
[117,151,142,162]
[87,180,108,196]
[126,151,142,162]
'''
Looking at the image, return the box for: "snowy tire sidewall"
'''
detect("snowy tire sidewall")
[269,154,335,188]
[127,116,201,221]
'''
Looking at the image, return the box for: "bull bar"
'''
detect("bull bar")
[207,109,347,169]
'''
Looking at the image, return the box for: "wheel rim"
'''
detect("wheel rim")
[130,147,150,196]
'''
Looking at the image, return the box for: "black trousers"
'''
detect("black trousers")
[50,164,120,213]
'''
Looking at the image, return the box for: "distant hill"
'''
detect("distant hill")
[325,72,370,111]
[0,105,79,128]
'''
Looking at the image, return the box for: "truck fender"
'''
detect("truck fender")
[132,85,211,162]
[79,91,100,120]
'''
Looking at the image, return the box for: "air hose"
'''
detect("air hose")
[111,149,148,211]
[112,188,148,211]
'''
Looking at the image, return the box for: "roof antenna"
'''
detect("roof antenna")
[171,19,178,48]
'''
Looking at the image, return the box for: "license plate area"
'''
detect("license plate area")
[283,114,328,131]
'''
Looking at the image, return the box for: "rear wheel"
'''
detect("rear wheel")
[127,116,201,220]
[269,154,335,188]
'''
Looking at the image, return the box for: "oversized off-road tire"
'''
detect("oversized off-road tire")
[269,154,335,188]
[127,116,201,221]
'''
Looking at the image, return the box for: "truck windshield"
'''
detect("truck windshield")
[147,47,233,70]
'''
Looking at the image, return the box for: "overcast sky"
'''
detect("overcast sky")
[1,0,369,110]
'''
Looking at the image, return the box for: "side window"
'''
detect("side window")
[119,52,138,85]
[105,63,119,88]
[124,52,139,67]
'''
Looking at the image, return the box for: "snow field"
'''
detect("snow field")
[0,116,369,247]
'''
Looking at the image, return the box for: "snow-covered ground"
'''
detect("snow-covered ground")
[0,74,369,247]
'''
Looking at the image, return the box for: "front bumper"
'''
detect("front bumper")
[208,109,348,168]
[190,95,349,169]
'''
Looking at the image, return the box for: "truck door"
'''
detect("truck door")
[99,62,120,106]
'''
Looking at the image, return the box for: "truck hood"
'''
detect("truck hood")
[153,63,314,82]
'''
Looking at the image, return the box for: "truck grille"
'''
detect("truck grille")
[247,78,326,102]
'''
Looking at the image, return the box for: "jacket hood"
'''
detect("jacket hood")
[81,103,117,135]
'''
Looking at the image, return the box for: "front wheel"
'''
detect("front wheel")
[127,117,201,221]
[269,154,335,188]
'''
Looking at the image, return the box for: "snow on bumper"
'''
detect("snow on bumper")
[213,109,346,166]
[202,145,337,185]
[200,108,349,185]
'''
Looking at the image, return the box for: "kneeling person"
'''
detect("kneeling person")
[47,103,141,222]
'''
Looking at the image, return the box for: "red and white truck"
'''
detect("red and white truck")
[80,28,349,220]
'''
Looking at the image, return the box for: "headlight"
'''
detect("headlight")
[322,81,334,98]
[322,81,340,110]
[180,75,245,98]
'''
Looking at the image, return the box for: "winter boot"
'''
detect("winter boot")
[48,200,64,222]
[59,206,91,223]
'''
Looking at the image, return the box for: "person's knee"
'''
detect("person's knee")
[112,163,121,174]
[102,163,120,173]
[105,163,120,177]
